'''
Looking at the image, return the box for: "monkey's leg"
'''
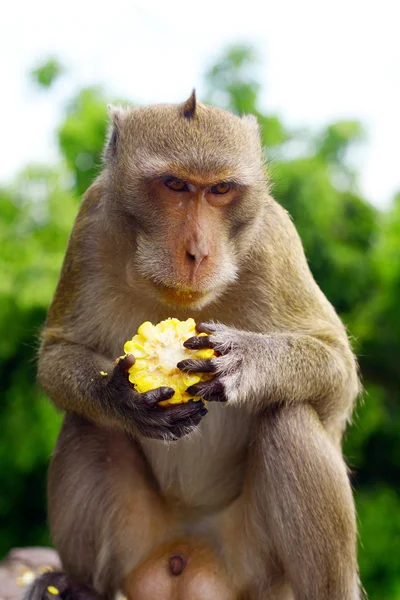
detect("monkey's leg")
[46,413,172,597]
[246,404,360,600]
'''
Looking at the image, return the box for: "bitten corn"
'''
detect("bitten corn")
[123,318,215,406]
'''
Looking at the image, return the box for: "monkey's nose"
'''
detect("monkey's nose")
[185,245,209,278]
[185,248,208,267]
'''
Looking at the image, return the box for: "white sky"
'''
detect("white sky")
[1,0,399,208]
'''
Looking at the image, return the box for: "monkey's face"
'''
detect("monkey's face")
[134,175,242,309]
[105,96,267,310]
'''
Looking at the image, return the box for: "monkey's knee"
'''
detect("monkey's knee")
[254,403,357,535]
[254,403,355,509]
[125,540,238,600]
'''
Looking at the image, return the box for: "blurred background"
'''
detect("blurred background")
[1,0,399,597]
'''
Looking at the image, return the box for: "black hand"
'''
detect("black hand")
[107,355,208,440]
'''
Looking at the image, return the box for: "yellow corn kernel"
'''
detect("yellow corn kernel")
[47,587,59,596]
[123,318,215,406]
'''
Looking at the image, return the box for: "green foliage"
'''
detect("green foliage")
[1,46,399,598]
[206,44,261,114]
[355,195,400,384]
[316,120,365,166]
[205,45,288,148]
[357,487,400,597]
[58,88,109,196]
[30,58,64,89]
[272,158,377,317]
[0,167,76,550]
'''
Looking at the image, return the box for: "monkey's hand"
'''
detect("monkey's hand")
[108,355,208,441]
[178,322,356,416]
[177,322,246,404]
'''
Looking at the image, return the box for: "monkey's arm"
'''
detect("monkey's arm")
[180,323,359,420]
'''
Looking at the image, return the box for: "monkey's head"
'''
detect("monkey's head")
[102,92,267,310]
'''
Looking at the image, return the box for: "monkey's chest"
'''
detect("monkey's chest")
[140,404,252,509]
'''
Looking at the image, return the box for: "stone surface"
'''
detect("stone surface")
[0,548,61,600]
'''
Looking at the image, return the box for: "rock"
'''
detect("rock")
[0,548,61,600]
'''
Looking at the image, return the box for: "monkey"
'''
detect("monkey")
[27,90,362,600]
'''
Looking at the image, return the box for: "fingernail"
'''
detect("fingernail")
[197,322,215,333]
[117,353,136,371]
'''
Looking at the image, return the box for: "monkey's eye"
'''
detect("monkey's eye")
[210,182,231,195]
[164,177,189,192]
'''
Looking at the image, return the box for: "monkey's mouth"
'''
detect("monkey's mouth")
[157,285,211,308]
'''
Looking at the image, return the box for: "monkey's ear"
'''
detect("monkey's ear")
[242,114,260,137]
[182,90,196,119]
[104,104,127,161]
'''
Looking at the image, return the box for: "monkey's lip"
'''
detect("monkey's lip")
[157,285,210,307]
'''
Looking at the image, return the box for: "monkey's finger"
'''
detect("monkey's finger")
[140,387,175,406]
[196,322,217,335]
[159,401,207,424]
[187,378,224,396]
[115,353,136,371]
[183,336,215,350]
[187,379,227,402]
[109,358,136,389]
[177,359,216,373]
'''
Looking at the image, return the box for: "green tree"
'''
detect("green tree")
[30,58,64,89]
[58,88,108,196]
[0,167,77,549]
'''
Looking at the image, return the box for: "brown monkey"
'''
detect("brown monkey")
[28,91,361,600]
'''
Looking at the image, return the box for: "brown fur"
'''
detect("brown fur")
[33,94,361,600]
[182,89,197,119]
